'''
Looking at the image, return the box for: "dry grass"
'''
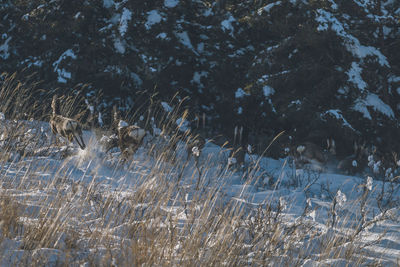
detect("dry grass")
[0,73,398,266]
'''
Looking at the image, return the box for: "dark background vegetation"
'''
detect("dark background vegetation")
[1,0,399,159]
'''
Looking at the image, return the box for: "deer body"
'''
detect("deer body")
[294,142,325,165]
[112,106,146,159]
[118,122,146,159]
[337,141,368,175]
[186,134,206,160]
[292,139,336,170]
[50,95,86,150]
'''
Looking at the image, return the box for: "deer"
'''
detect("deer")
[337,141,368,175]
[50,95,86,150]
[291,138,336,170]
[186,134,206,160]
[112,106,146,160]
[228,125,246,169]
[186,113,207,161]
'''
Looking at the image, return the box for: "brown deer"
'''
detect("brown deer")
[292,138,336,170]
[186,113,206,160]
[337,141,368,175]
[186,134,206,160]
[112,106,146,160]
[50,95,86,150]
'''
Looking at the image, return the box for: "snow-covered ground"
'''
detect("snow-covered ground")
[0,119,399,266]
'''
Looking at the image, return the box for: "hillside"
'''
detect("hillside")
[1,0,400,159]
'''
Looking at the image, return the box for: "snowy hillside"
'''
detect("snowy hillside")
[0,114,398,266]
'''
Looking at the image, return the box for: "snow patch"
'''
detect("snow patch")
[103,0,115,8]
[156,32,167,39]
[175,31,199,55]
[316,9,389,66]
[145,10,163,30]
[114,38,125,54]
[161,102,173,113]
[52,49,77,84]
[235,88,249,98]
[130,72,143,86]
[191,71,208,88]
[118,120,129,129]
[164,0,179,8]
[221,14,236,35]
[327,0,338,10]
[257,1,282,15]
[353,93,394,119]
[119,8,132,37]
[0,36,11,59]
[176,117,190,132]
[347,62,367,91]
[322,109,355,130]
[262,85,275,98]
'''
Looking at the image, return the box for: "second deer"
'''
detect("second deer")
[112,106,146,160]
[50,95,86,150]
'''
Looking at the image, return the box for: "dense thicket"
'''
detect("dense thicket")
[1,0,399,158]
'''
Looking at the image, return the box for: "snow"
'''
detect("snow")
[118,120,128,129]
[316,9,389,66]
[235,88,249,98]
[257,1,282,15]
[364,93,395,118]
[145,10,163,30]
[113,38,125,54]
[130,72,143,86]
[327,0,338,10]
[0,36,11,59]
[52,49,77,83]
[347,62,367,91]
[103,0,115,8]
[353,93,395,119]
[161,102,173,112]
[98,112,103,127]
[176,117,190,132]
[197,42,204,53]
[191,71,208,88]
[156,32,167,39]
[389,75,400,83]
[221,14,236,35]
[119,8,132,37]
[175,31,198,55]
[322,109,355,130]
[353,0,373,13]
[0,117,399,265]
[262,85,275,97]
[164,0,179,8]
